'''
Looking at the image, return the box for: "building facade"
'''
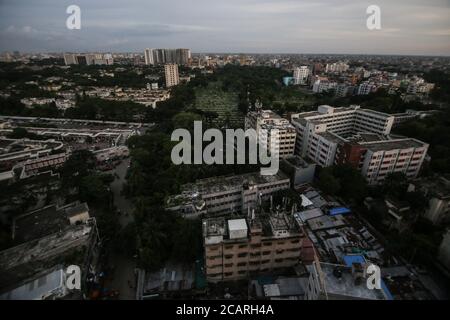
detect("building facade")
[144,48,191,65]
[293,66,310,85]
[245,109,296,158]
[291,105,428,184]
[166,172,290,218]
[203,211,313,282]
[164,63,180,88]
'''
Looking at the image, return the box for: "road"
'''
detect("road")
[106,158,137,300]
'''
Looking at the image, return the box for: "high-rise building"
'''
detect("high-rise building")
[63,53,113,66]
[245,109,296,158]
[164,63,180,87]
[144,48,191,65]
[293,66,310,85]
[63,53,77,65]
[144,48,154,65]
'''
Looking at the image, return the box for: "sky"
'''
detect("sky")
[0,0,449,55]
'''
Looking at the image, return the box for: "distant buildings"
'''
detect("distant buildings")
[325,62,349,74]
[291,105,428,184]
[63,53,113,66]
[164,63,180,88]
[144,48,191,65]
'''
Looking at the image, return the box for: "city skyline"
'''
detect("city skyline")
[0,0,449,56]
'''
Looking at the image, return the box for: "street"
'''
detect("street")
[106,158,137,300]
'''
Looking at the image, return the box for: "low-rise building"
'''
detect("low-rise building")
[203,209,313,282]
[166,171,290,218]
[280,156,316,187]
[416,176,450,225]
[0,202,99,298]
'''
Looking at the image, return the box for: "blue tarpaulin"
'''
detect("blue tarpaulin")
[328,207,351,216]
[343,254,366,267]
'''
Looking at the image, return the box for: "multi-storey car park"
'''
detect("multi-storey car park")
[291,105,429,184]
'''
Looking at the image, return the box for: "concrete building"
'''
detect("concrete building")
[312,80,337,93]
[291,105,428,184]
[203,209,314,282]
[164,64,180,88]
[280,156,316,187]
[305,261,388,300]
[292,105,394,166]
[0,138,67,180]
[63,53,113,66]
[166,171,290,218]
[416,176,450,225]
[0,202,99,297]
[293,66,310,85]
[245,109,296,158]
[357,82,377,95]
[325,62,349,74]
[357,138,428,185]
[63,53,77,65]
[144,48,154,65]
[144,48,191,65]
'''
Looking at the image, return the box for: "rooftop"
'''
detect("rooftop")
[0,223,95,289]
[319,263,386,300]
[180,171,289,197]
[12,202,89,244]
[361,138,427,152]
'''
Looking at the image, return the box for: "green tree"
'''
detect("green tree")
[317,167,341,195]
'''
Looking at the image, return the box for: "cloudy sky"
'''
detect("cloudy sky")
[0,0,449,55]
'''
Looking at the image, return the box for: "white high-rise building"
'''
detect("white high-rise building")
[164,63,180,88]
[144,48,191,65]
[293,66,310,85]
[245,110,296,158]
[63,53,77,65]
[291,105,428,184]
[144,48,154,65]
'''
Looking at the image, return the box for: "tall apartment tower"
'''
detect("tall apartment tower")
[293,66,310,85]
[144,48,154,65]
[144,48,191,65]
[164,63,180,88]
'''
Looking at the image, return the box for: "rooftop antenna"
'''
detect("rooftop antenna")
[251,209,255,221]
[270,195,273,212]
[248,206,251,220]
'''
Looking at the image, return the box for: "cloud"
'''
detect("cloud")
[0,0,448,55]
